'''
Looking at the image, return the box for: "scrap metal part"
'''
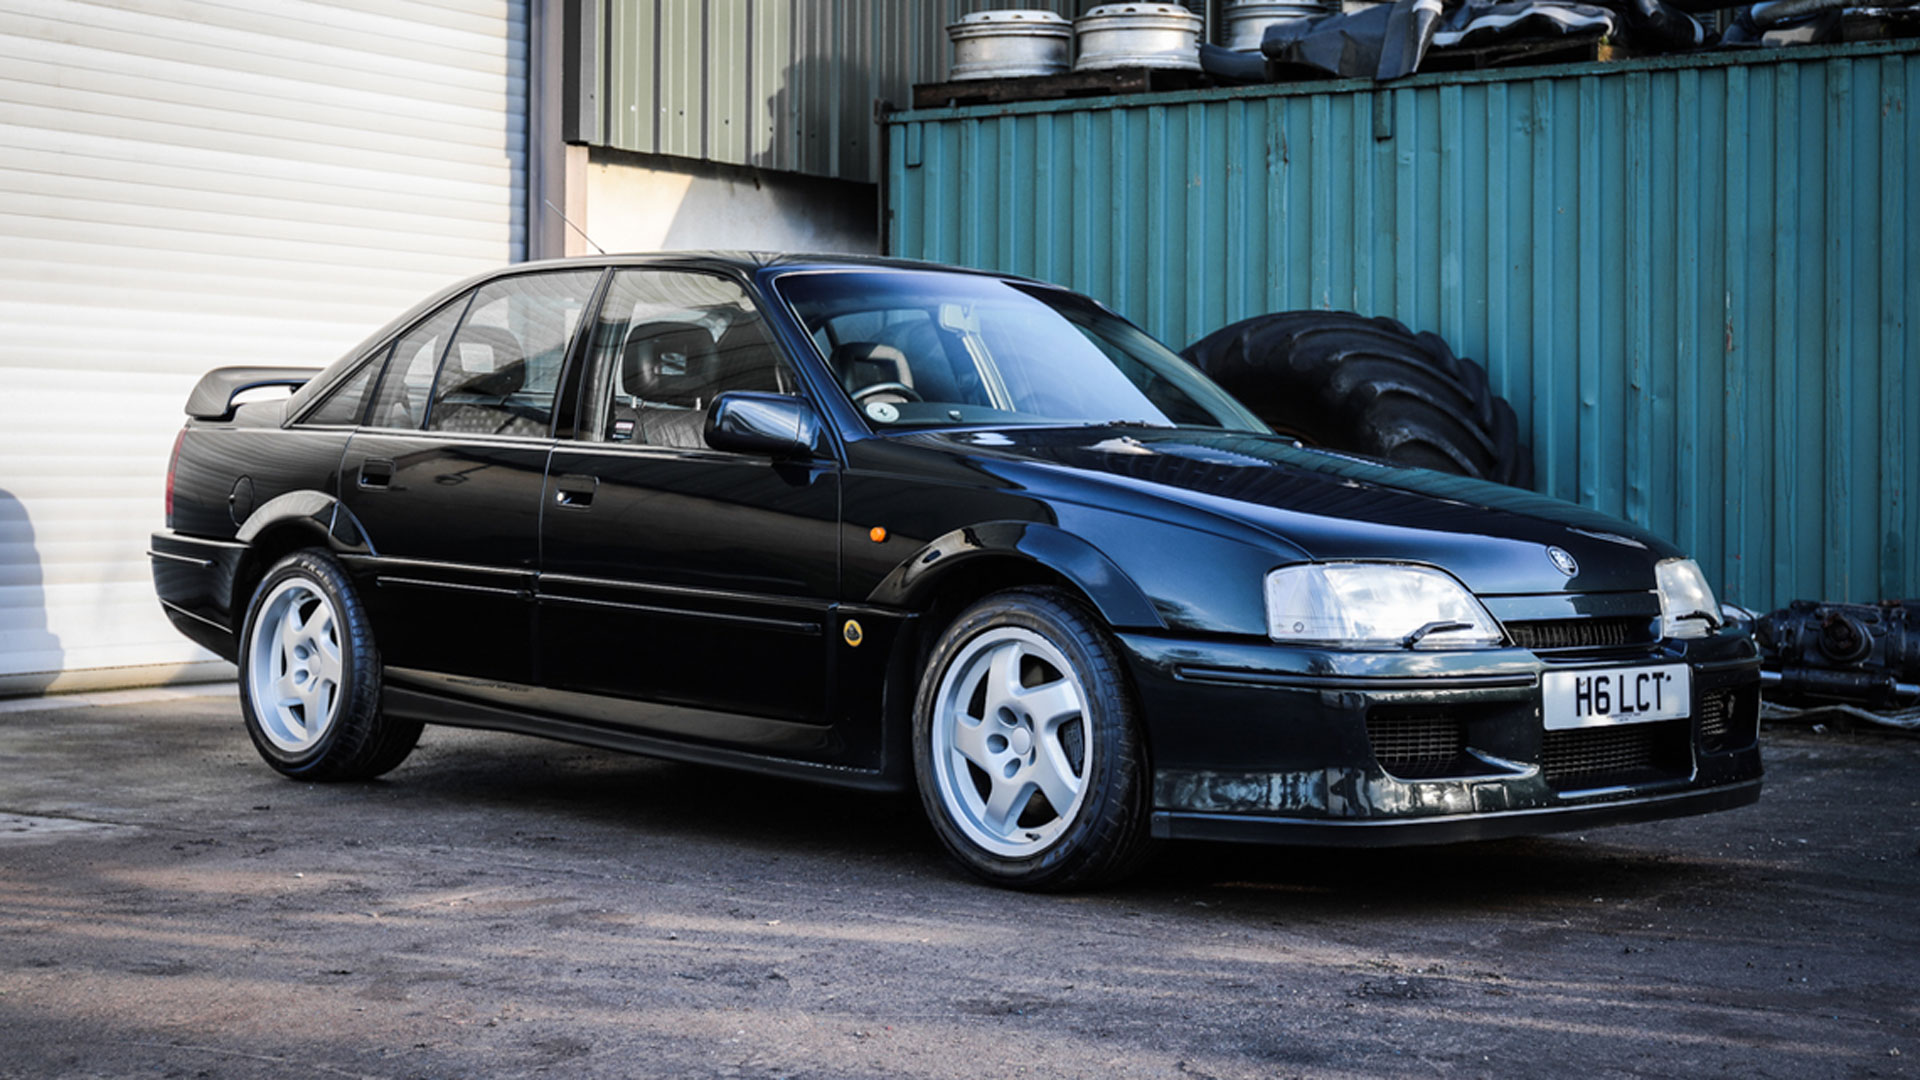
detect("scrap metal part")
[1754,599,1920,713]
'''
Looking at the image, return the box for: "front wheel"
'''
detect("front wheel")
[238,549,419,781]
[913,588,1155,890]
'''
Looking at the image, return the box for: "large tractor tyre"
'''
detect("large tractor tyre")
[1182,311,1535,489]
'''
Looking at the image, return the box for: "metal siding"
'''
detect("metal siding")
[887,43,1920,612]
[596,0,1080,182]
[0,0,528,690]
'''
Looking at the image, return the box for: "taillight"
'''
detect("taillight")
[164,428,186,527]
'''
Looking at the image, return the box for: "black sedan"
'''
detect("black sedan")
[150,253,1761,889]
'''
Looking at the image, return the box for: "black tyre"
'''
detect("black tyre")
[237,549,419,781]
[912,588,1155,890]
[1182,311,1535,488]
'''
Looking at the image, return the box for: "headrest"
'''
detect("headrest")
[830,341,911,394]
[442,325,525,396]
[622,321,718,404]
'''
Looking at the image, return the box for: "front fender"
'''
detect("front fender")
[866,521,1164,630]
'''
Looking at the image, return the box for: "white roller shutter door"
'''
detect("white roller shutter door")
[0,0,529,693]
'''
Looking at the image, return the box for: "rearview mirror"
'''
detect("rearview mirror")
[705,392,820,458]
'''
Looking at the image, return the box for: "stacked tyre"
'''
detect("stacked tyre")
[1182,311,1535,489]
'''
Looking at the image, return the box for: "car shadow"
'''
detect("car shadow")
[370,726,1725,915]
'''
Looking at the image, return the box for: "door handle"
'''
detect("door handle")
[359,458,395,488]
[553,473,598,509]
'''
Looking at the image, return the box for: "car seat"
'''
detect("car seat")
[621,321,720,449]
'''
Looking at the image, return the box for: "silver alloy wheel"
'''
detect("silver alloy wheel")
[930,626,1093,858]
[247,577,344,754]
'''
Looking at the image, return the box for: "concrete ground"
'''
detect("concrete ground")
[0,687,1914,1080]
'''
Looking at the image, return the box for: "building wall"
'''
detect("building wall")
[579,148,876,254]
[581,0,1084,183]
[0,0,530,694]
[887,42,1920,613]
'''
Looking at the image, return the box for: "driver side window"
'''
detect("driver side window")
[581,271,795,448]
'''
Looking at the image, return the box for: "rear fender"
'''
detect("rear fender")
[235,491,373,555]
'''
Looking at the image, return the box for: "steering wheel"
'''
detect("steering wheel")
[852,381,922,406]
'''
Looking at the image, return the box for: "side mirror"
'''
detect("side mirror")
[705,391,820,458]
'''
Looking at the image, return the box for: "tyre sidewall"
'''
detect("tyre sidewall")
[912,590,1146,889]
[238,550,380,777]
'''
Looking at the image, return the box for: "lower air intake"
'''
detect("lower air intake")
[1367,713,1465,779]
[1542,722,1687,787]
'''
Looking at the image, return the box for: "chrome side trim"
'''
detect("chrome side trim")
[537,571,826,613]
[539,592,821,635]
[376,576,524,598]
[148,549,215,568]
[344,555,526,581]
[160,600,228,632]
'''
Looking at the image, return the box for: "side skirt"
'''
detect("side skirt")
[381,683,909,794]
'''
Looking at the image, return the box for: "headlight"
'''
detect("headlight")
[1264,563,1503,650]
[1656,557,1720,639]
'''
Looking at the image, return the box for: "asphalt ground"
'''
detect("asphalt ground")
[0,686,1915,1079]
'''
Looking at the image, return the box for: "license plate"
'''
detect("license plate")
[1542,665,1690,730]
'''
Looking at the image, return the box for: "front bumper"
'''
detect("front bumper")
[1119,625,1764,846]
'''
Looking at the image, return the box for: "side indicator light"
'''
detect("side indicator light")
[869,526,888,543]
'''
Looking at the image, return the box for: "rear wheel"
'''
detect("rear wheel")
[1182,310,1535,488]
[913,588,1154,890]
[238,550,418,781]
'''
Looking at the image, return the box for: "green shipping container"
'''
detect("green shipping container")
[884,40,1920,613]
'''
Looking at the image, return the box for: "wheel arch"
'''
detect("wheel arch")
[868,523,1162,788]
[231,491,371,617]
[867,521,1163,633]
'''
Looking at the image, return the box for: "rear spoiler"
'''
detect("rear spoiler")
[184,366,323,421]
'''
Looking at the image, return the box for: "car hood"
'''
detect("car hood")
[908,426,1682,596]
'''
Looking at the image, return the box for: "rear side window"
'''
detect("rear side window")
[301,359,379,427]
[426,271,600,438]
[366,298,468,431]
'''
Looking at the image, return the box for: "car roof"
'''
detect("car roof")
[505,250,1035,281]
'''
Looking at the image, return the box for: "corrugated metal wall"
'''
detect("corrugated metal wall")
[591,0,1081,182]
[887,42,1919,612]
[0,0,528,693]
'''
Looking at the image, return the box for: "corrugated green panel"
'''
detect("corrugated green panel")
[597,0,1080,182]
[887,43,1920,611]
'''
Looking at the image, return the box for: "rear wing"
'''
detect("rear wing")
[184,367,323,421]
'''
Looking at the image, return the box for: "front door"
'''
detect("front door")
[537,269,841,753]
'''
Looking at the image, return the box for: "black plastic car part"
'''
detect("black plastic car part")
[1754,599,1920,709]
[184,366,322,421]
[1180,310,1535,488]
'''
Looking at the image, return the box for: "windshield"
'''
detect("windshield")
[773,270,1267,433]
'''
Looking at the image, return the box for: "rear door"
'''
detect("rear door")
[537,269,841,752]
[338,269,602,685]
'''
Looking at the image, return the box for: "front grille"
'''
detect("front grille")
[1367,713,1465,779]
[1542,722,1687,787]
[1698,686,1758,753]
[1506,616,1657,651]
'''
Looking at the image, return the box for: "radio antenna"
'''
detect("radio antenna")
[544,199,606,255]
